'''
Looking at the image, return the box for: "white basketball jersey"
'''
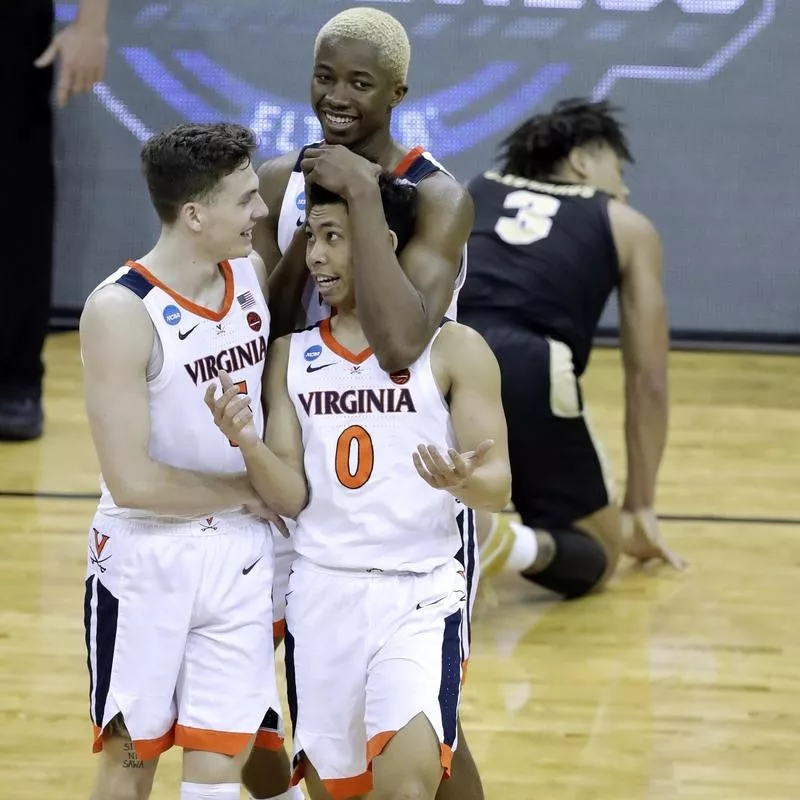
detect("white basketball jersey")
[288,319,460,572]
[276,143,467,326]
[87,258,270,520]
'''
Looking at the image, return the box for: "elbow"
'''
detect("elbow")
[479,469,513,513]
[629,365,668,401]
[492,474,514,513]
[374,338,426,373]
[107,479,149,511]
[272,485,309,520]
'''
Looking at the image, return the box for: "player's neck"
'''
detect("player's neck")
[351,129,407,171]
[137,230,228,298]
[329,307,369,352]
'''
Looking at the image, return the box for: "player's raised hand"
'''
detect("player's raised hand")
[621,508,686,570]
[301,145,381,199]
[413,440,494,494]
[204,370,258,448]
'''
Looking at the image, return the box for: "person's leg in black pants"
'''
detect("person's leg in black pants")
[0,2,54,440]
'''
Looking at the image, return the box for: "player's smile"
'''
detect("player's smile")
[320,109,359,136]
[313,273,341,298]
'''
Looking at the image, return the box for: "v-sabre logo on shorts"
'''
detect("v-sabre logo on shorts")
[103,1,773,158]
[89,527,112,573]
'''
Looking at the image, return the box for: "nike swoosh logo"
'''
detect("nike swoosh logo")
[307,363,335,373]
[416,591,467,610]
[178,324,199,340]
[242,556,262,575]
[296,216,303,227]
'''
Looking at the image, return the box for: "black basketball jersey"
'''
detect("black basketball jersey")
[458,170,620,376]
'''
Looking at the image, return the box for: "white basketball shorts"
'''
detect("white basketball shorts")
[84,510,283,761]
[285,557,467,798]
[271,518,297,639]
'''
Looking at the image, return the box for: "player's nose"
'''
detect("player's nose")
[254,194,269,219]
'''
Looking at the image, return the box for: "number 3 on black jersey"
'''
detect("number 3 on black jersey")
[495,190,561,246]
[335,425,374,490]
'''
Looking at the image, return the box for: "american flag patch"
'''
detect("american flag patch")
[237,291,256,310]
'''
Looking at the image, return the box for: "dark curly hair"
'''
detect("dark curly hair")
[307,173,418,254]
[499,98,633,181]
[141,122,258,223]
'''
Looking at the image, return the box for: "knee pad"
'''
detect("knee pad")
[523,527,606,599]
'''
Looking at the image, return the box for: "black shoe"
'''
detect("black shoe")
[0,396,44,441]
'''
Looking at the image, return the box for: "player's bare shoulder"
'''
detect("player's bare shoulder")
[257,150,301,211]
[430,321,496,391]
[607,198,662,276]
[81,282,152,335]
[80,281,154,367]
[414,171,474,232]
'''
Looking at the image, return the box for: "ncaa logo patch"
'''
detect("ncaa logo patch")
[163,304,182,326]
[296,191,306,212]
[304,344,322,362]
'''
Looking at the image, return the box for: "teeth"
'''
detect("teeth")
[325,113,355,125]
[317,276,338,286]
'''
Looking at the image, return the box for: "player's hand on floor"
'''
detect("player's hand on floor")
[204,369,259,448]
[245,499,291,538]
[413,440,494,493]
[621,508,686,570]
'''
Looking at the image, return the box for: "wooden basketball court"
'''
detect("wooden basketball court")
[1,332,798,799]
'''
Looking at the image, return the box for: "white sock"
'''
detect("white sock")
[506,521,539,572]
[249,789,305,800]
[180,782,239,800]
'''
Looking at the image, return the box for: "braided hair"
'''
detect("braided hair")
[498,98,633,181]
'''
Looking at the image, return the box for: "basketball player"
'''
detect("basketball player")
[79,122,286,800]
[458,98,685,601]
[206,174,510,800]
[249,8,483,800]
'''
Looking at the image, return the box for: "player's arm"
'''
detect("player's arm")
[256,154,310,340]
[417,324,512,512]
[346,175,474,372]
[609,200,670,511]
[206,337,308,519]
[80,286,259,515]
[249,250,268,300]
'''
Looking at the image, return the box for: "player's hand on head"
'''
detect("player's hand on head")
[621,508,686,570]
[203,369,259,448]
[412,440,494,494]
[300,145,381,199]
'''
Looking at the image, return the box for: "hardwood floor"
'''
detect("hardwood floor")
[1,332,797,799]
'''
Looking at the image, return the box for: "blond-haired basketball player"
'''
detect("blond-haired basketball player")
[206,175,509,800]
[80,122,285,800]
[253,10,483,799]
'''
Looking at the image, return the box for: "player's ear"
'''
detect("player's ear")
[388,228,398,252]
[181,201,203,233]
[567,147,590,181]
[390,82,408,108]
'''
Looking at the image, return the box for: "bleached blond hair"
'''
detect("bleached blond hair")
[314,7,411,84]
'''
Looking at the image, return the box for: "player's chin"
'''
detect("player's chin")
[319,122,362,146]
[229,237,254,259]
